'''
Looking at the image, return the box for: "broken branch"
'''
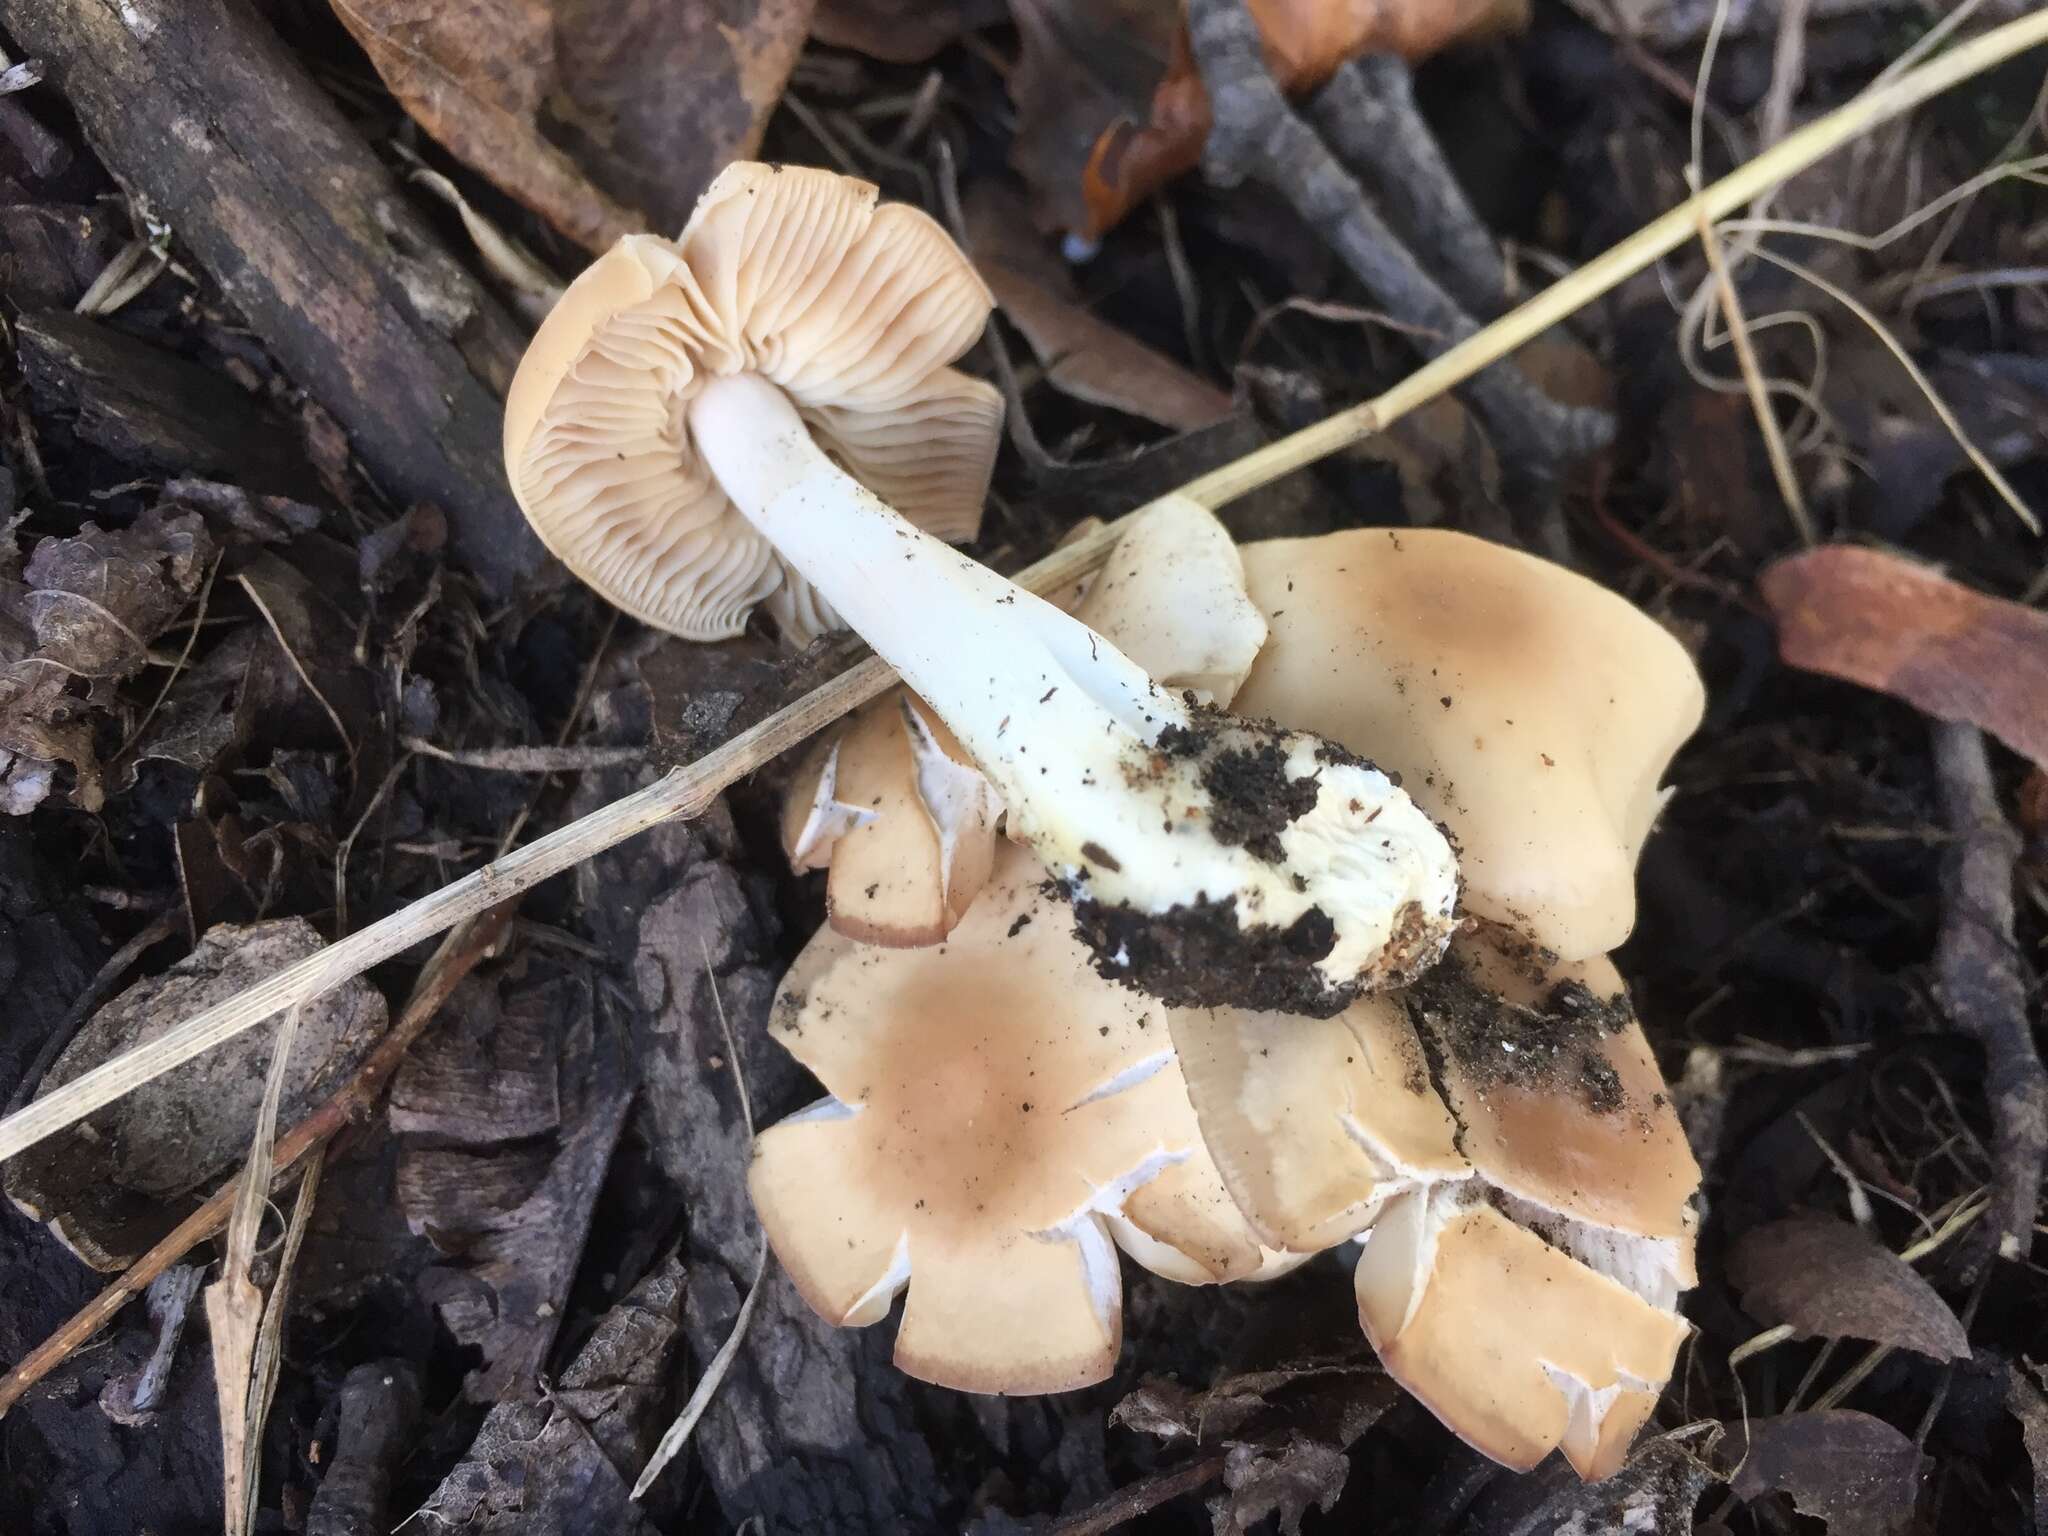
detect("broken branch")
[1930,721,2046,1271]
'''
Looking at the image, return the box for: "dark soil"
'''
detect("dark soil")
[1404,941,1633,1113]
[1,4,2044,1536]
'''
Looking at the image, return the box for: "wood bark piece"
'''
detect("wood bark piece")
[305,1360,422,1536]
[0,0,546,597]
[17,312,311,496]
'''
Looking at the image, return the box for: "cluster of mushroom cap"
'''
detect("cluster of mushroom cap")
[503,162,1707,1482]
[758,525,1706,1478]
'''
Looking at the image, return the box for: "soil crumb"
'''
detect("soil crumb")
[1068,892,1442,1017]
[1199,741,1321,862]
[1405,945,1632,1113]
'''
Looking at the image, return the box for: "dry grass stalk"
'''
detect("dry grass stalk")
[0,5,2043,1171]
[632,940,768,1499]
[205,1000,305,1535]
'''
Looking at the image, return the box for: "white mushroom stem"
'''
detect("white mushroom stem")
[690,372,1459,1011]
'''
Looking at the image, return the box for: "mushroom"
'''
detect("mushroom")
[1233,528,1705,960]
[748,840,1294,1394]
[1170,921,1698,1479]
[507,165,1458,1014]
[781,493,1268,946]
[781,691,999,947]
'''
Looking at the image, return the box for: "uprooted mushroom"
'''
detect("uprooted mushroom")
[1160,526,1707,1477]
[506,163,1458,1015]
[748,840,1297,1394]
[781,494,1269,946]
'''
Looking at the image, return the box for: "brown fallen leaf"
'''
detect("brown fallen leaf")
[1070,0,1531,240]
[1759,546,2048,770]
[967,184,1232,430]
[0,505,217,813]
[1727,1215,1970,1361]
[1727,1411,1926,1535]
[19,506,213,677]
[1009,0,1184,239]
[810,0,1007,62]
[328,0,816,252]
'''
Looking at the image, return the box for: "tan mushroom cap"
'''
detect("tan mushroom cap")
[1070,493,1268,707]
[1234,529,1705,959]
[505,163,1002,645]
[1170,992,1466,1253]
[779,495,1267,946]
[1169,921,1698,1478]
[1429,927,1700,1292]
[781,693,998,947]
[1354,1188,1688,1480]
[749,842,1270,1395]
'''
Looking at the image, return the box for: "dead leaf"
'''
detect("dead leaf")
[1009,0,1181,239]
[415,1253,685,1532]
[162,478,323,548]
[125,627,265,783]
[3,919,387,1270]
[1113,1362,1394,1446]
[810,0,1006,62]
[0,506,217,812]
[1727,1215,1970,1360]
[1067,0,1531,239]
[1759,546,2048,770]
[1727,1411,1926,1534]
[329,0,815,252]
[1212,1436,1347,1536]
[1471,1428,1720,1535]
[19,506,212,677]
[0,664,97,813]
[966,183,1232,430]
[1107,1363,1396,1535]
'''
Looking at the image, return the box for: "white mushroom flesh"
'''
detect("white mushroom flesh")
[692,372,1459,1013]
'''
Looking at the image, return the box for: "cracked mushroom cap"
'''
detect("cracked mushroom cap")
[749,841,1281,1394]
[1234,528,1704,959]
[781,692,999,947]
[1354,1185,1689,1480]
[1168,922,1698,1478]
[780,494,1268,946]
[504,163,1002,644]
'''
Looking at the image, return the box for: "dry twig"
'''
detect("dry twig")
[206,1000,305,1535]
[1188,0,1611,527]
[1930,722,2045,1271]
[0,904,512,1416]
[1306,53,1511,319]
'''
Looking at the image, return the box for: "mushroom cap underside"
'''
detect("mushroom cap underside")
[504,163,1003,644]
